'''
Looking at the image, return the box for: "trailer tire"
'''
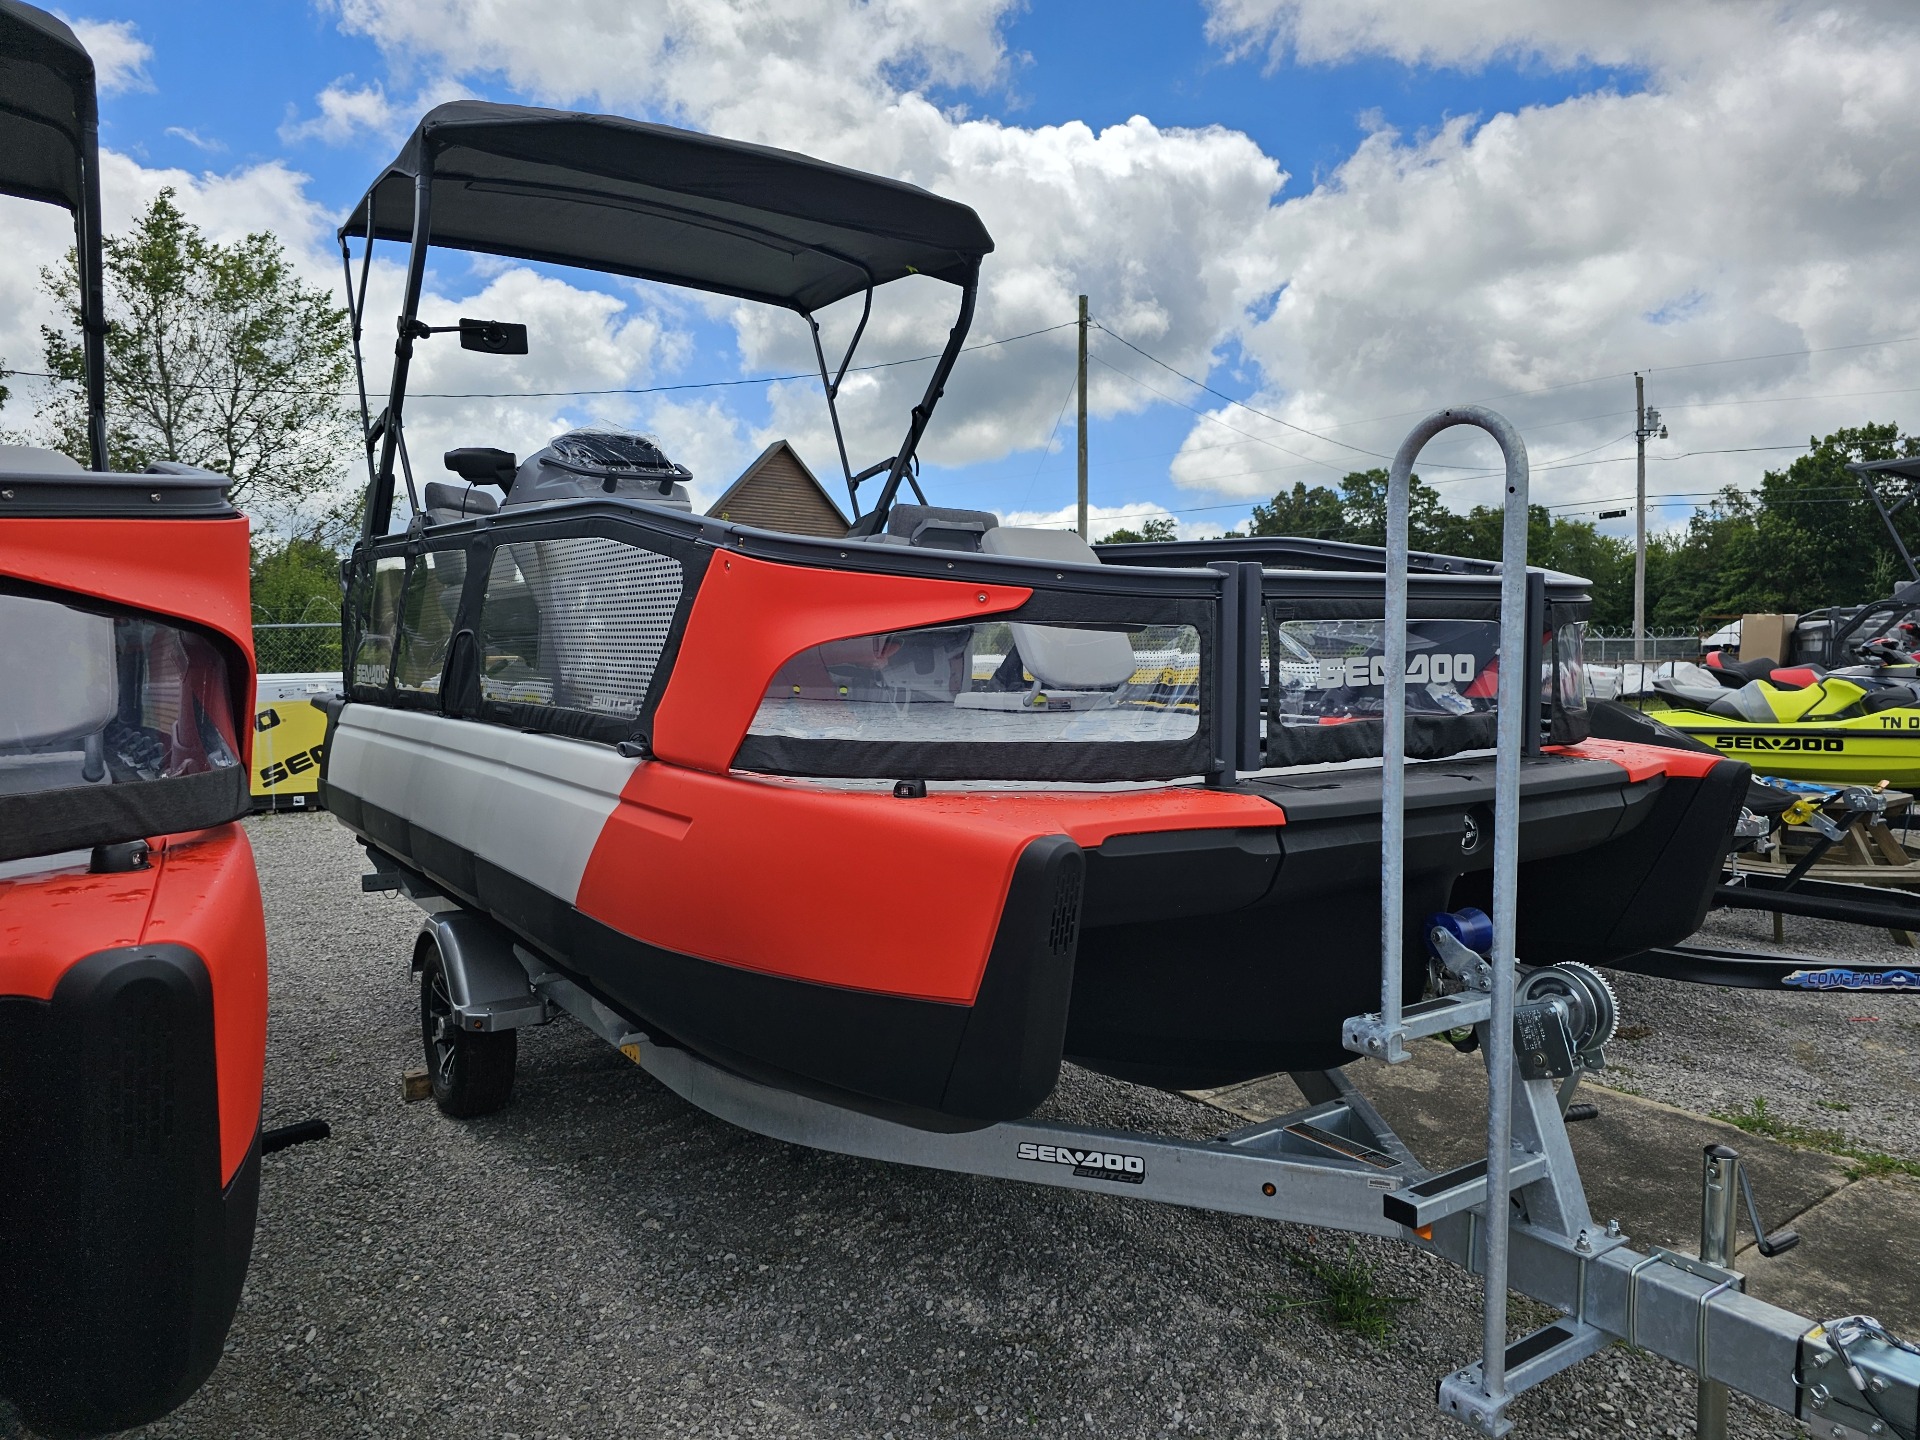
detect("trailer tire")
[419,941,517,1118]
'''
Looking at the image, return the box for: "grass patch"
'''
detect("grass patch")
[1711,1096,1920,1182]
[1266,1244,1414,1343]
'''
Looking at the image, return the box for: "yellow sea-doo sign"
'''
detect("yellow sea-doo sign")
[251,673,339,809]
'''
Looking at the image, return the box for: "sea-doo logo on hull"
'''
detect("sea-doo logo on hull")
[1712,735,1845,752]
[1017,1142,1147,1183]
[1783,967,1919,991]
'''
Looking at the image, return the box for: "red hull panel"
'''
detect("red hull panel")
[0,825,266,1185]
[576,768,1278,1003]
[1556,737,1722,782]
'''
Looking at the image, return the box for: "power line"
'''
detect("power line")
[0,320,1079,401]
[1085,351,1352,475]
[1090,318,1407,466]
[1285,333,1920,436]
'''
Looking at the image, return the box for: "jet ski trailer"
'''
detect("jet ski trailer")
[321,104,1918,1437]
[0,3,271,1433]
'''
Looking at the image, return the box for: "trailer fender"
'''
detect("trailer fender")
[415,910,549,1034]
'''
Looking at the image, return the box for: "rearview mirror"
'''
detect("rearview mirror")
[458,318,528,355]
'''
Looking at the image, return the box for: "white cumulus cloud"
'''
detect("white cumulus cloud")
[317,0,1291,499]
[1162,0,1920,523]
[66,16,151,94]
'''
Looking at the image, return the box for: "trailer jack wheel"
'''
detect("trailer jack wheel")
[419,943,517,1118]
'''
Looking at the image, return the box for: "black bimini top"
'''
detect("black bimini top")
[1851,457,1920,483]
[339,101,995,313]
[0,0,96,214]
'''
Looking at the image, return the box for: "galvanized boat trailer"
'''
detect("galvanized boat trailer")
[382,407,1920,1438]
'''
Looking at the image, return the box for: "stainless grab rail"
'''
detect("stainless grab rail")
[1380,405,1531,1407]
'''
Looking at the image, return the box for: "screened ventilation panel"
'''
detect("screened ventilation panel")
[480,536,684,717]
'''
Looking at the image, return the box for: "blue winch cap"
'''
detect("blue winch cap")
[1427,907,1493,957]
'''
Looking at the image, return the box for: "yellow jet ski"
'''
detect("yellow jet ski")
[1647,662,1920,786]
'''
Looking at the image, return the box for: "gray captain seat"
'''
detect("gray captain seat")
[877,504,999,551]
[979,527,1138,690]
[0,444,84,474]
[422,480,500,527]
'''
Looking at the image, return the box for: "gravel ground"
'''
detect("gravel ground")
[14,813,1904,1440]
[1602,909,1920,1160]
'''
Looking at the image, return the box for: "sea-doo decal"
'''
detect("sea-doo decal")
[1312,653,1477,690]
[1783,967,1920,992]
[1017,1141,1147,1183]
[1712,735,1846,752]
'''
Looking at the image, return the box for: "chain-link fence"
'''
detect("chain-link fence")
[1584,628,1709,664]
[254,623,342,675]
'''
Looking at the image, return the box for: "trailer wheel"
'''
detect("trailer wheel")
[418,941,517,1118]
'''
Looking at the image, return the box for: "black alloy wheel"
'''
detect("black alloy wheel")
[418,940,517,1118]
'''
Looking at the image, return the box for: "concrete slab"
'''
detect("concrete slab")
[1745,1175,1920,1335]
[1197,1042,1920,1332]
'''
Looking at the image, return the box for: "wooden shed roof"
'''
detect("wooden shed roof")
[706,440,849,538]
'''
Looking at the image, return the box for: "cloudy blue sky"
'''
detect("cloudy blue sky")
[4,1,1918,538]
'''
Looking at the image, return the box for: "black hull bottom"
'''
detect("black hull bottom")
[0,947,259,1440]
[1063,762,1749,1091]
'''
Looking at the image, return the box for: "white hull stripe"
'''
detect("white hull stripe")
[327,706,636,905]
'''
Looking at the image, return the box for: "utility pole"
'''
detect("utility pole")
[1077,294,1089,540]
[1632,374,1667,664]
[1634,373,1646,663]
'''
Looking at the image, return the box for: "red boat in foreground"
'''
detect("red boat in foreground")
[0,3,266,1432]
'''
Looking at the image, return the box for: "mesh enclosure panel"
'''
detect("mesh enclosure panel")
[480,536,683,716]
[0,593,249,860]
[1264,613,1505,767]
[735,602,1213,782]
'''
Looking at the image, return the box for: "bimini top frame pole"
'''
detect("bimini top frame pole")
[0,0,109,470]
[337,101,994,540]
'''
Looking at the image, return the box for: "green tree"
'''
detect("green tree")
[1736,423,1919,613]
[40,189,354,523]
[1334,467,1449,547]
[1099,515,1178,543]
[1248,481,1345,539]
[251,536,344,624]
